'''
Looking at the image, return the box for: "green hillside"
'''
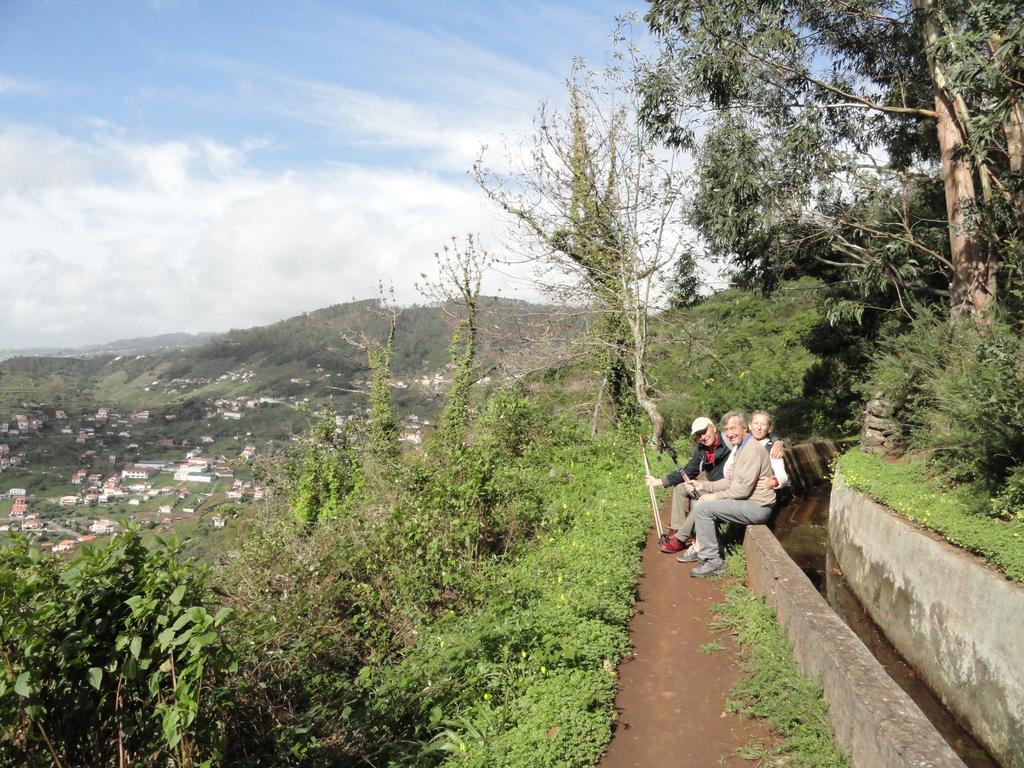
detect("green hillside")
[0,297,567,418]
[530,277,860,445]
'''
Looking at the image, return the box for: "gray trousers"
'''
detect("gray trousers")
[693,498,772,562]
[670,484,696,541]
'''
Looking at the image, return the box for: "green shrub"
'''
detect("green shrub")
[863,309,1024,502]
[356,435,649,767]
[650,278,863,442]
[218,430,648,767]
[993,467,1024,521]
[288,410,362,525]
[836,450,1024,581]
[0,533,234,768]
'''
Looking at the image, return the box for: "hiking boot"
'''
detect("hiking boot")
[676,544,699,563]
[689,558,727,578]
[659,536,685,554]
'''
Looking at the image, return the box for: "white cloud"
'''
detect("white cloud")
[0,74,42,95]
[0,128,518,348]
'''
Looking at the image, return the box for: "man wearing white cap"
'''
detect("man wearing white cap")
[644,416,732,553]
[686,410,776,578]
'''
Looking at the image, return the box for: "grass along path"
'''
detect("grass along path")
[710,551,847,768]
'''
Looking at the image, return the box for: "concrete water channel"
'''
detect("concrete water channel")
[771,482,999,768]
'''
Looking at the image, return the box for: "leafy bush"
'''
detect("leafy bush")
[288,411,362,525]
[355,434,649,767]
[0,533,234,768]
[993,466,1024,521]
[863,309,1024,503]
[649,278,861,442]
[836,451,1024,581]
[217,429,647,767]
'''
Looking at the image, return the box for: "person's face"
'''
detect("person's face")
[724,416,748,446]
[750,414,771,441]
[696,424,717,448]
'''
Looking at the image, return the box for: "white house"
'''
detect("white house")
[89,519,118,535]
[122,465,159,480]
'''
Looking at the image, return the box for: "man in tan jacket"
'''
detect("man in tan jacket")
[682,410,775,578]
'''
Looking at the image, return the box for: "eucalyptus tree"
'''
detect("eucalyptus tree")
[475,38,694,439]
[642,0,1023,322]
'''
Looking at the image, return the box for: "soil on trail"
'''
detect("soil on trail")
[599,512,774,768]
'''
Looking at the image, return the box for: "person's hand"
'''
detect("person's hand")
[770,440,785,459]
[645,475,662,488]
[724,466,733,479]
[683,481,698,495]
[756,476,775,492]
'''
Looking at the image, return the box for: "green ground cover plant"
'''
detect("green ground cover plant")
[369,439,650,767]
[836,451,1024,582]
[218,425,649,766]
[712,551,847,768]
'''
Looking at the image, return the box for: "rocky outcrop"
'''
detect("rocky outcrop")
[859,394,900,456]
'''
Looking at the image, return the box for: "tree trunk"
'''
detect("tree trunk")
[628,317,665,444]
[1007,101,1024,223]
[915,0,997,321]
[933,90,996,319]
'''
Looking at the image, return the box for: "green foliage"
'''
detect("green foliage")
[642,0,1022,323]
[863,309,1024,498]
[0,532,234,767]
[993,467,1024,521]
[355,434,649,767]
[365,318,400,468]
[712,550,848,768]
[836,451,1024,580]
[649,278,851,441]
[476,387,544,460]
[289,410,362,525]
[431,237,486,457]
[217,427,647,767]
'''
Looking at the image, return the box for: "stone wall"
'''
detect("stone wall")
[830,474,1024,768]
[860,393,900,456]
[744,525,965,768]
[782,439,837,494]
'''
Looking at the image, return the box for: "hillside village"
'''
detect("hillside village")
[0,362,453,554]
[0,403,267,555]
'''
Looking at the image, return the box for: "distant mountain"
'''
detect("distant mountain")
[0,297,575,416]
[0,332,216,361]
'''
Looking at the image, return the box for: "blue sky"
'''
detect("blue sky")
[0,0,645,348]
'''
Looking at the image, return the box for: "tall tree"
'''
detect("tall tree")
[642,0,1023,322]
[475,35,692,440]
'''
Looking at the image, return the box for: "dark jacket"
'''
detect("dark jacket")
[663,431,731,487]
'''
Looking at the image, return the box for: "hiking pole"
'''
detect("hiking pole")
[658,435,682,471]
[639,435,666,542]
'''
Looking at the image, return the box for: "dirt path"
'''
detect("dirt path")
[599,508,773,768]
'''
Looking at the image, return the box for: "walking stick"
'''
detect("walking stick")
[639,435,666,542]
